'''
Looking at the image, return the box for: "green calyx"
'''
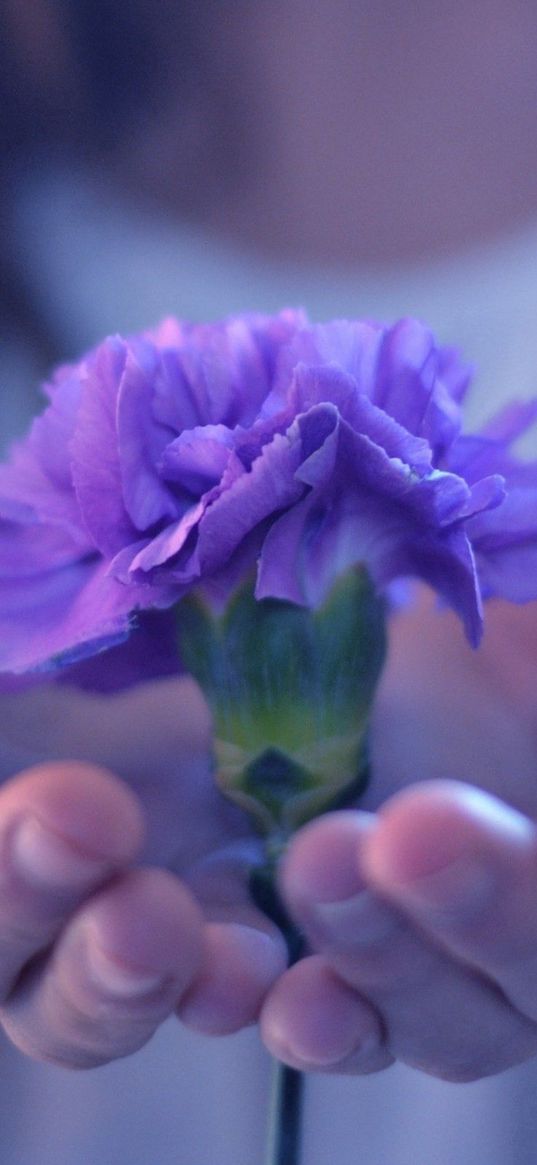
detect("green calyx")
[176,568,386,841]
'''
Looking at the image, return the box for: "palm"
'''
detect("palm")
[368,589,537,816]
[0,674,258,875]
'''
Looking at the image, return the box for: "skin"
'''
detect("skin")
[1,589,537,1079]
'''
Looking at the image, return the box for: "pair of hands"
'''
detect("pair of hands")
[1,592,537,1080]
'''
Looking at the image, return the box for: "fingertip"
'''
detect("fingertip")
[279,812,374,910]
[82,868,204,993]
[2,761,145,866]
[178,922,287,1035]
[0,869,206,1069]
[260,956,387,1073]
[363,781,535,891]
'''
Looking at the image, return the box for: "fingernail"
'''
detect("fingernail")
[266,1013,380,1070]
[87,943,165,998]
[12,816,108,887]
[312,890,401,948]
[305,1032,380,1070]
[396,855,495,917]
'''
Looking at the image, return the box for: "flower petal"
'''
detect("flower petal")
[291,365,433,473]
[257,482,483,643]
[194,431,306,578]
[160,424,235,493]
[0,518,89,575]
[373,319,469,459]
[70,338,137,555]
[468,487,537,602]
[0,365,87,539]
[116,346,180,530]
[0,559,171,674]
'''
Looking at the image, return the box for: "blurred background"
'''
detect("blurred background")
[3,1,537,445]
[2,5,537,1164]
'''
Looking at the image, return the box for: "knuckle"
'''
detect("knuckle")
[0,905,65,991]
[1,1019,113,1069]
[2,988,162,1069]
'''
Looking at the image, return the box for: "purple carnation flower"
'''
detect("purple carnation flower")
[1,309,536,675]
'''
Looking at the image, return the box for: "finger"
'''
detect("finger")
[280,812,537,1080]
[0,762,144,999]
[2,868,203,1068]
[179,842,288,1034]
[260,954,393,1074]
[178,920,287,1034]
[363,781,537,1022]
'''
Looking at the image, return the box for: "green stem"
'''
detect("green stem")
[264,1060,304,1165]
[250,861,305,1165]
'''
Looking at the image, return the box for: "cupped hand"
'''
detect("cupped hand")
[0,675,286,1068]
[260,593,537,1080]
[2,588,537,1078]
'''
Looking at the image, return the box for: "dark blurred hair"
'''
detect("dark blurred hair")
[0,0,206,159]
[0,0,207,364]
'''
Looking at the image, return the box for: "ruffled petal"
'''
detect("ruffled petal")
[0,559,171,674]
[160,424,236,493]
[265,319,383,416]
[257,483,483,644]
[70,338,136,555]
[116,346,180,530]
[373,319,469,459]
[194,431,306,578]
[2,307,534,676]
[290,364,433,473]
[0,365,88,539]
[468,488,537,602]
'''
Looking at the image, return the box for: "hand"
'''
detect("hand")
[260,593,537,1081]
[0,676,286,1068]
[2,590,536,1077]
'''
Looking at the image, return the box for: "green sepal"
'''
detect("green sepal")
[176,568,386,839]
[213,732,370,837]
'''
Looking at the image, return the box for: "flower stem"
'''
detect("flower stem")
[264,1060,304,1165]
[250,860,305,1165]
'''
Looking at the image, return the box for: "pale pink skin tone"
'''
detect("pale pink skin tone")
[1,590,537,1078]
